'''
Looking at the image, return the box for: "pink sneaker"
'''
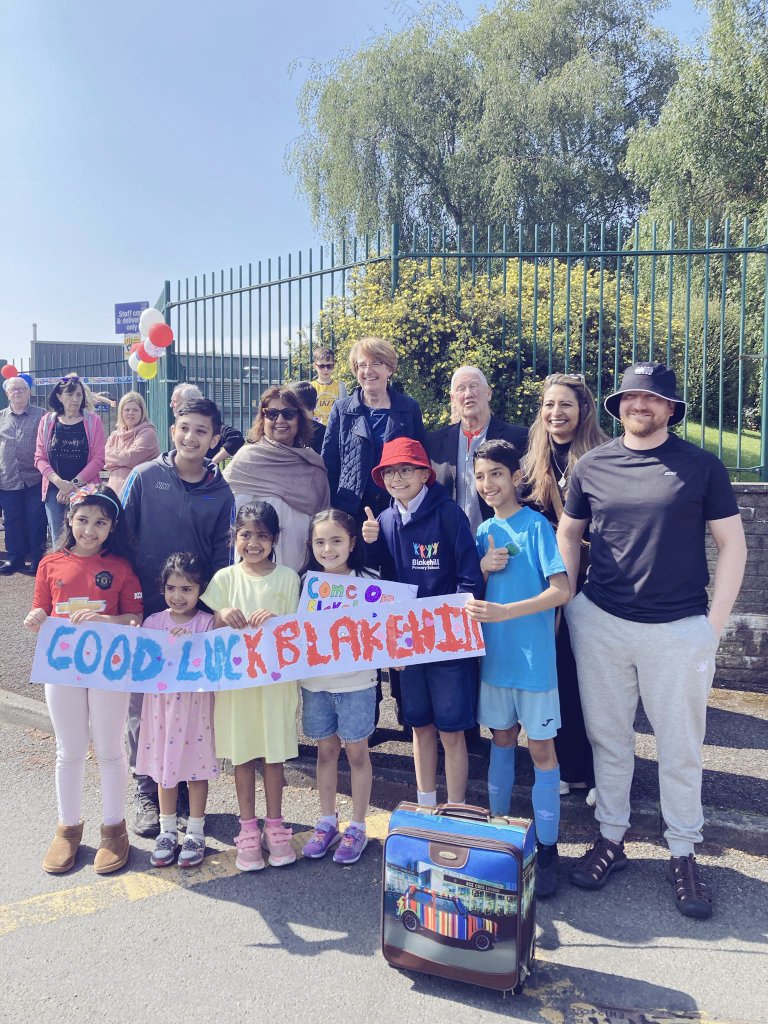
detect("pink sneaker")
[234,827,266,871]
[262,821,297,867]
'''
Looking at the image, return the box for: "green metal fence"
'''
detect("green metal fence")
[152,219,768,479]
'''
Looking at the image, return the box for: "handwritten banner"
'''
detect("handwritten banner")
[31,594,485,694]
[298,572,418,614]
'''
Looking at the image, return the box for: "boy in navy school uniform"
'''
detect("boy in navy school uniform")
[465,439,570,898]
[362,437,484,807]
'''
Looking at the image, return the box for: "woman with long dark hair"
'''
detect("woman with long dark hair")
[34,375,106,544]
[523,373,608,802]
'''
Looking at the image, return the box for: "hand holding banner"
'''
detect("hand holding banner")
[31,594,485,694]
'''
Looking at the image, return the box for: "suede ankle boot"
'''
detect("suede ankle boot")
[43,822,84,874]
[94,820,130,875]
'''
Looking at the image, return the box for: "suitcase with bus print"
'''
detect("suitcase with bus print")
[381,802,536,993]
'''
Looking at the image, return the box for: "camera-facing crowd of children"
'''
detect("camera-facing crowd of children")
[24,394,570,899]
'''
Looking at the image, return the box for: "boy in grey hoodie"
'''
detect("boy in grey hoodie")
[122,397,235,835]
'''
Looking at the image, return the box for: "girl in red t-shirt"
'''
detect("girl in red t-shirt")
[24,484,143,876]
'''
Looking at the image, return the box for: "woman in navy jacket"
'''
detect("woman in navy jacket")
[321,337,427,520]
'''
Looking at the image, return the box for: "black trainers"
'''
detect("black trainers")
[535,842,559,899]
[569,836,628,890]
[132,790,160,837]
[666,854,713,919]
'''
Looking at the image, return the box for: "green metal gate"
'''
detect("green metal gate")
[151,219,768,479]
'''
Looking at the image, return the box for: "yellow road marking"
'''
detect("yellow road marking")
[0,813,391,940]
[1,814,741,1024]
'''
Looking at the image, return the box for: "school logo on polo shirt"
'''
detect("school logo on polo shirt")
[94,570,114,591]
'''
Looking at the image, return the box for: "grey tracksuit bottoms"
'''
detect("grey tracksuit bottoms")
[565,593,718,856]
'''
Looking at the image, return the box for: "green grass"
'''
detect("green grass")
[681,421,763,478]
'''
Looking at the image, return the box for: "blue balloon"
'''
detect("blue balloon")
[18,372,33,386]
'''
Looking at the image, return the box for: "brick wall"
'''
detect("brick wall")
[710,483,768,694]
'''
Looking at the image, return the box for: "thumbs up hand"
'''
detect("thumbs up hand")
[480,533,509,574]
[362,506,380,544]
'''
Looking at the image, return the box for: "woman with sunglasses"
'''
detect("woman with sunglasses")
[522,373,608,805]
[224,385,329,570]
[34,374,106,545]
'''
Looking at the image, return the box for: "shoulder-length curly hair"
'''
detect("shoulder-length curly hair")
[247,385,315,448]
[522,374,609,511]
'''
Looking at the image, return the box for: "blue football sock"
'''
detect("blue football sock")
[532,765,561,846]
[488,743,516,816]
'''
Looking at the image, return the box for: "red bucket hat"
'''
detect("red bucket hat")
[372,438,436,489]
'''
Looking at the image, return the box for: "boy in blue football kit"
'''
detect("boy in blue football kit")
[362,438,484,808]
[466,439,569,898]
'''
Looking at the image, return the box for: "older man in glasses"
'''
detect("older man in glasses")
[427,366,528,536]
[0,376,47,575]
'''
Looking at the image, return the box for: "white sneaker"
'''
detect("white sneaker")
[559,780,570,795]
[586,788,597,807]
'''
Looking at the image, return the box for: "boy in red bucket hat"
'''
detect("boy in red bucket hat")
[362,438,483,805]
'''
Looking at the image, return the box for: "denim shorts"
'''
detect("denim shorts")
[478,682,560,740]
[301,686,376,743]
[399,659,477,732]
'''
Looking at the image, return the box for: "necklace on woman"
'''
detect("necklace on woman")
[551,450,569,489]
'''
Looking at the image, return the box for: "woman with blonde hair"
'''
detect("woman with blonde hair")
[104,391,160,496]
[321,337,427,520]
[523,373,608,802]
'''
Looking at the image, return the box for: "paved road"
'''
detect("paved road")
[1,712,766,1024]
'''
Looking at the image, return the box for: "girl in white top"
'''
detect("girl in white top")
[299,510,377,865]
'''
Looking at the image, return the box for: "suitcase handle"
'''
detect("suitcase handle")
[434,802,491,822]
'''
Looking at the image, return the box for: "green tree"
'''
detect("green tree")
[289,0,677,239]
[625,1,768,429]
[625,0,768,225]
[289,258,671,430]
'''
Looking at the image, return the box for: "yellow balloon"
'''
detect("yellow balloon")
[136,360,158,380]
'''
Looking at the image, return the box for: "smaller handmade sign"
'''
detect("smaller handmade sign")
[298,572,418,614]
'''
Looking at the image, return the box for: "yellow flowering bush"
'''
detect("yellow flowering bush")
[289,257,677,428]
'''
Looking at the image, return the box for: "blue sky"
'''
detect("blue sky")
[0,0,706,364]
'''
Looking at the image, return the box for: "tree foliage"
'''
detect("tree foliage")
[625,0,768,226]
[625,1,768,430]
[289,258,673,430]
[289,0,677,239]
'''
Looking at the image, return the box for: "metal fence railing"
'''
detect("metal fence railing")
[150,219,768,480]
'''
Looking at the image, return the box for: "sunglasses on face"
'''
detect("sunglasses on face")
[315,362,334,370]
[263,407,299,422]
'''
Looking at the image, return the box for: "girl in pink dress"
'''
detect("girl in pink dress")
[136,552,219,868]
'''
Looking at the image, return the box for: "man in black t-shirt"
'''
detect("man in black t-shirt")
[558,363,746,920]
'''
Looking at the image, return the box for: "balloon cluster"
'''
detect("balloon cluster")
[1,364,33,387]
[128,308,174,380]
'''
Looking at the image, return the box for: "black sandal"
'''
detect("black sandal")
[569,836,628,890]
[666,854,712,919]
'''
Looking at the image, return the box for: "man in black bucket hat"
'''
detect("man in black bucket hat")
[557,362,746,919]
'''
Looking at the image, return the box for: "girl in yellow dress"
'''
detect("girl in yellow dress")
[201,502,300,871]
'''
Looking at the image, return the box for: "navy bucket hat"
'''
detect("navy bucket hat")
[604,362,687,426]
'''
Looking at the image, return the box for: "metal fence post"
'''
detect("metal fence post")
[390,224,400,297]
[761,220,768,482]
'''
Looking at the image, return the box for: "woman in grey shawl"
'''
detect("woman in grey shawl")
[224,385,330,571]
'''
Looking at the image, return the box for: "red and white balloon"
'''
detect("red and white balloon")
[126,310,174,379]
